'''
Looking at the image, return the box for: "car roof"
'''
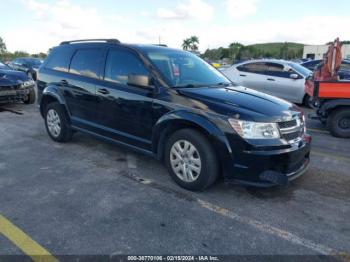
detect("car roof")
[55,40,182,54]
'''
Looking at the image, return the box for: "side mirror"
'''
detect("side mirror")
[127,74,153,89]
[290,73,299,79]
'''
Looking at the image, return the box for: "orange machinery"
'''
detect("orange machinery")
[306,38,350,138]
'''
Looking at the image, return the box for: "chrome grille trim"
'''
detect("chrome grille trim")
[278,115,304,144]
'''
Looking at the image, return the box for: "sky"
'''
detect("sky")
[1,0,350,53]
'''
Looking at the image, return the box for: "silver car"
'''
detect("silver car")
[223,59,312,106]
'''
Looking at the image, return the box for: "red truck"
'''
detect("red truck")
[306,38,350,138]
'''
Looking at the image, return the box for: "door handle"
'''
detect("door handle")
[267,78,275,81]
[60,79,68,86]
[97,88,110,95]
[239,74,247,77]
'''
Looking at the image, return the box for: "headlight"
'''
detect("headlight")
[228,119,280,139]
[302,114,306,133]
[21,80,35,87]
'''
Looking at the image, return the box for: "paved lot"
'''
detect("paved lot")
[0,102,350,259]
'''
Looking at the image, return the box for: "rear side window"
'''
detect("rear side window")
[45,48,73,72]
[69,49,102,79]
[237,62,268,74]
[104,49,148,85]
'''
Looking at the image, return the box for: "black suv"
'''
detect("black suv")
[37,39,311,191]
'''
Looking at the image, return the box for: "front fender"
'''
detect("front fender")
[152,110,234,179]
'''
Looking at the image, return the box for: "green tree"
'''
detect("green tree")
[182,36,200,51]
[0,37,7,55]
[279,42,288,59]
[189,36,199,51]
[228,42,244,62]
[182,38,191,51]
[12,51,30,58]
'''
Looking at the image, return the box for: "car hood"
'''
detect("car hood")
[178,86,301,122]
[0,69,29,87]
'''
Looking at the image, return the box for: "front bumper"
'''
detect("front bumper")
[226,136,311,187]
[0,86,33,104]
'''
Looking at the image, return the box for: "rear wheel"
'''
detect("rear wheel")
[44,102,73,142]
[165,129,219,191]
[327,108,350,138]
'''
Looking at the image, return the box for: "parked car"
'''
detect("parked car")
[301,59,350,80]
[0,61,36,104]
[37,39,311,191]
[8,57,42,81]
[222,59,313,106]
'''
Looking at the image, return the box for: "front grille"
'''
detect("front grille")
[0,84,21,91]
[278,119,297,129]
[278,116,304,143]
[282,131,300,141]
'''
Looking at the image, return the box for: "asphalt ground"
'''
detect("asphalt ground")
[0,101,349,261]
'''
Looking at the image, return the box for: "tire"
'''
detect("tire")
[23,88,36,104]
[165,129,219,191]
[303,94,313,108]
[44,102,73,142]
[327,108,350,138]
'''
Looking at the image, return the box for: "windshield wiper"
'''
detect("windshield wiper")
[173,84,205,88]
[209,82,232,87]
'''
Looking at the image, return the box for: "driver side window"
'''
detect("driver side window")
[104,49,149,85]
[265,63,298,78]
[237,62,268,75]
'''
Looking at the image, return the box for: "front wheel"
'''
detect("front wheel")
[165,129,219,191]
[327,108,350,138]
[23,88,36,104]
[303,94,313,108]
[44,102,73,142]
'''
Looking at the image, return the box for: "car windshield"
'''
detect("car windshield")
[288,62,312,77]
[144,49,231,88]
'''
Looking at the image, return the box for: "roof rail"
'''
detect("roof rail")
[60,39,121,45]
[153,44,168,47]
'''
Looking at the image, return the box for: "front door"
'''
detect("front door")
[236,62,270,93]
[263,62,304,103]
[95,47,154,150]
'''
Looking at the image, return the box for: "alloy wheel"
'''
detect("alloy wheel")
[47,109,61,137]
[170,140,202,183]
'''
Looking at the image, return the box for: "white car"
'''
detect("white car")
[222,60,312,106]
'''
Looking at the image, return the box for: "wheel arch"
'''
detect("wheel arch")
[320,99,350,116]
[152,110,233,177]
[40,85,69,118]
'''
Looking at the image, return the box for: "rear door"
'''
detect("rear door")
[65,48,104,126]
[235,62,270,93]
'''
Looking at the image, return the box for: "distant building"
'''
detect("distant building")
[303,44,350,60]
